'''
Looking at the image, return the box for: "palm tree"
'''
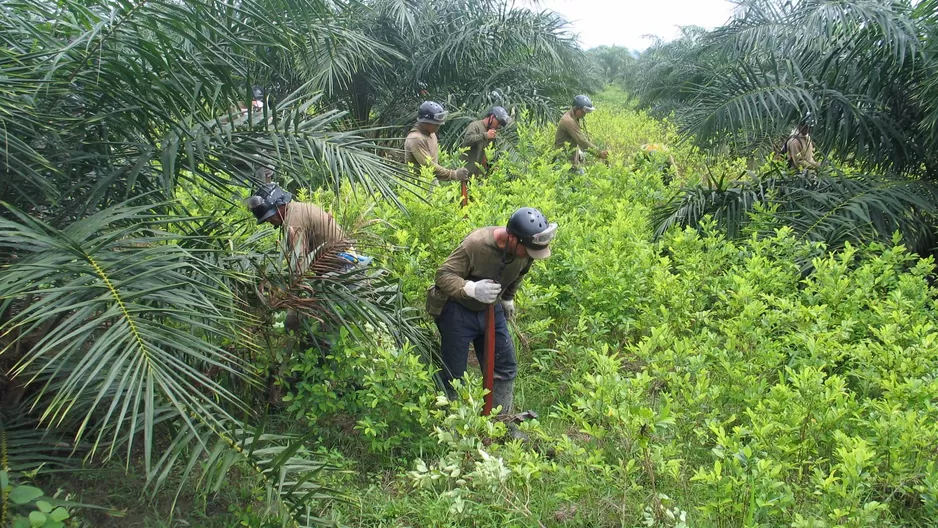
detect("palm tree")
[631,0,938,177]
[0,0,428,523]
[323,0,590,139]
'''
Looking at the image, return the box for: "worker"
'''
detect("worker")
[404,101,469,182]
[245,182,369,402]
[785,112,821,170]
[461,106,511,177]
[426,207,557,437]
[554,95,608,168]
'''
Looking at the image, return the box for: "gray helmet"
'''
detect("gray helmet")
[417,101,447,124]
[506,207,558,259]
[487,106,511,126]
[246,182,292,224]
[573,95,594,113]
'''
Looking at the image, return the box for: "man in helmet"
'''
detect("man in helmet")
[785,112,821,170]
[426,207,557,436]
[245,182,348,277]
[460,106,511,177]
[246,182,355,402]
[555,94,608,168]
[404,101,470,182]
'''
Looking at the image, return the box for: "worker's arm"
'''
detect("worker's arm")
[501,261,532,301]
[408,135,459,181]
[285,226,309,276]
[563,117,598,152]
[435,243,472,301]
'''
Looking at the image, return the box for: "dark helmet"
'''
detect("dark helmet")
[506,207,558,260]
[252,86,264,101]
[245,182,292,224]
[487,106,511,126]
[573,94,594,113]
[799,111,816,128]
[417,101,447,125]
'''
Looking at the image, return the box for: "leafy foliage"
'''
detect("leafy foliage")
[653,167,938,254]
[628,0,938,177]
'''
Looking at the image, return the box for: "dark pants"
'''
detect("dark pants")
[435,301,516,390]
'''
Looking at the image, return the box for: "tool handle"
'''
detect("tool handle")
[461,181,468,207]
[482,304,495,416]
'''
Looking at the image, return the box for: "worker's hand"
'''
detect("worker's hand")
[455,167,470,181]
[501,299,515,319]
[463,279,502,304]
[599,150,609,160]
[486,129,497,140]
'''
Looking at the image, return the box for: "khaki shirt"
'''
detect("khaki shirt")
[404,126,459,181]
[435,227,532,312]
[460,119,491,177]
[282,202,345,274]
[554,109,597,164]
[786,133,820,170]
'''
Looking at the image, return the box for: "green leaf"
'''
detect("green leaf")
[36,501,52,513]
[9,486,44,505]
[28,511,46,527]
[49,508,70,522]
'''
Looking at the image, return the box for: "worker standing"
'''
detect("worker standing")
[554,95,608,169]
[461,106,511,177]
[404,101,470,182]
[426,207,557,437]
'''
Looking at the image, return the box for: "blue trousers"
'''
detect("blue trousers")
[435,300,516,389]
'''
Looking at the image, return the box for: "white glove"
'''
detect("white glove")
[501,299,515,319]
[463,279,501,304]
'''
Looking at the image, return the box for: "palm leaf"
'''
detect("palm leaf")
[0,202,253,473]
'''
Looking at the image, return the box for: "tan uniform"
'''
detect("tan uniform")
[404,126,460,181]
[433,227,532,312]
[554,109,597,165]
[787,132,820,170]
[282,202,345,274]
[460,119,491,177]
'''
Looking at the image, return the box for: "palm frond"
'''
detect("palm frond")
[654,168,938,254]
[150,419,346,526]
[0,202,254,473]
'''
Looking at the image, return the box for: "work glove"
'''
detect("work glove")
[455,167,470,181]
[598,150,609,160]
[486,129,497,140]
[501,299,515,319]
[463,279,501,304]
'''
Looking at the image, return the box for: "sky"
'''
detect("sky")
[537,0,739,52]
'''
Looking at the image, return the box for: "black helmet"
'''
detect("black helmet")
[417,101,447,124]
[246,182,292,224]
[799,111,815,128]
[487,106,511,126]
[506,207,558,260]
[573,95,594,113]
[252,86,264,101]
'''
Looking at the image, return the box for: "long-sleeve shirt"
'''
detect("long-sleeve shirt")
[554,109,597,164]
[404,126,459,181]
[435,227,532,312]
[460,119,491,177]
[282,202,346,275]
[786,133,820,170]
